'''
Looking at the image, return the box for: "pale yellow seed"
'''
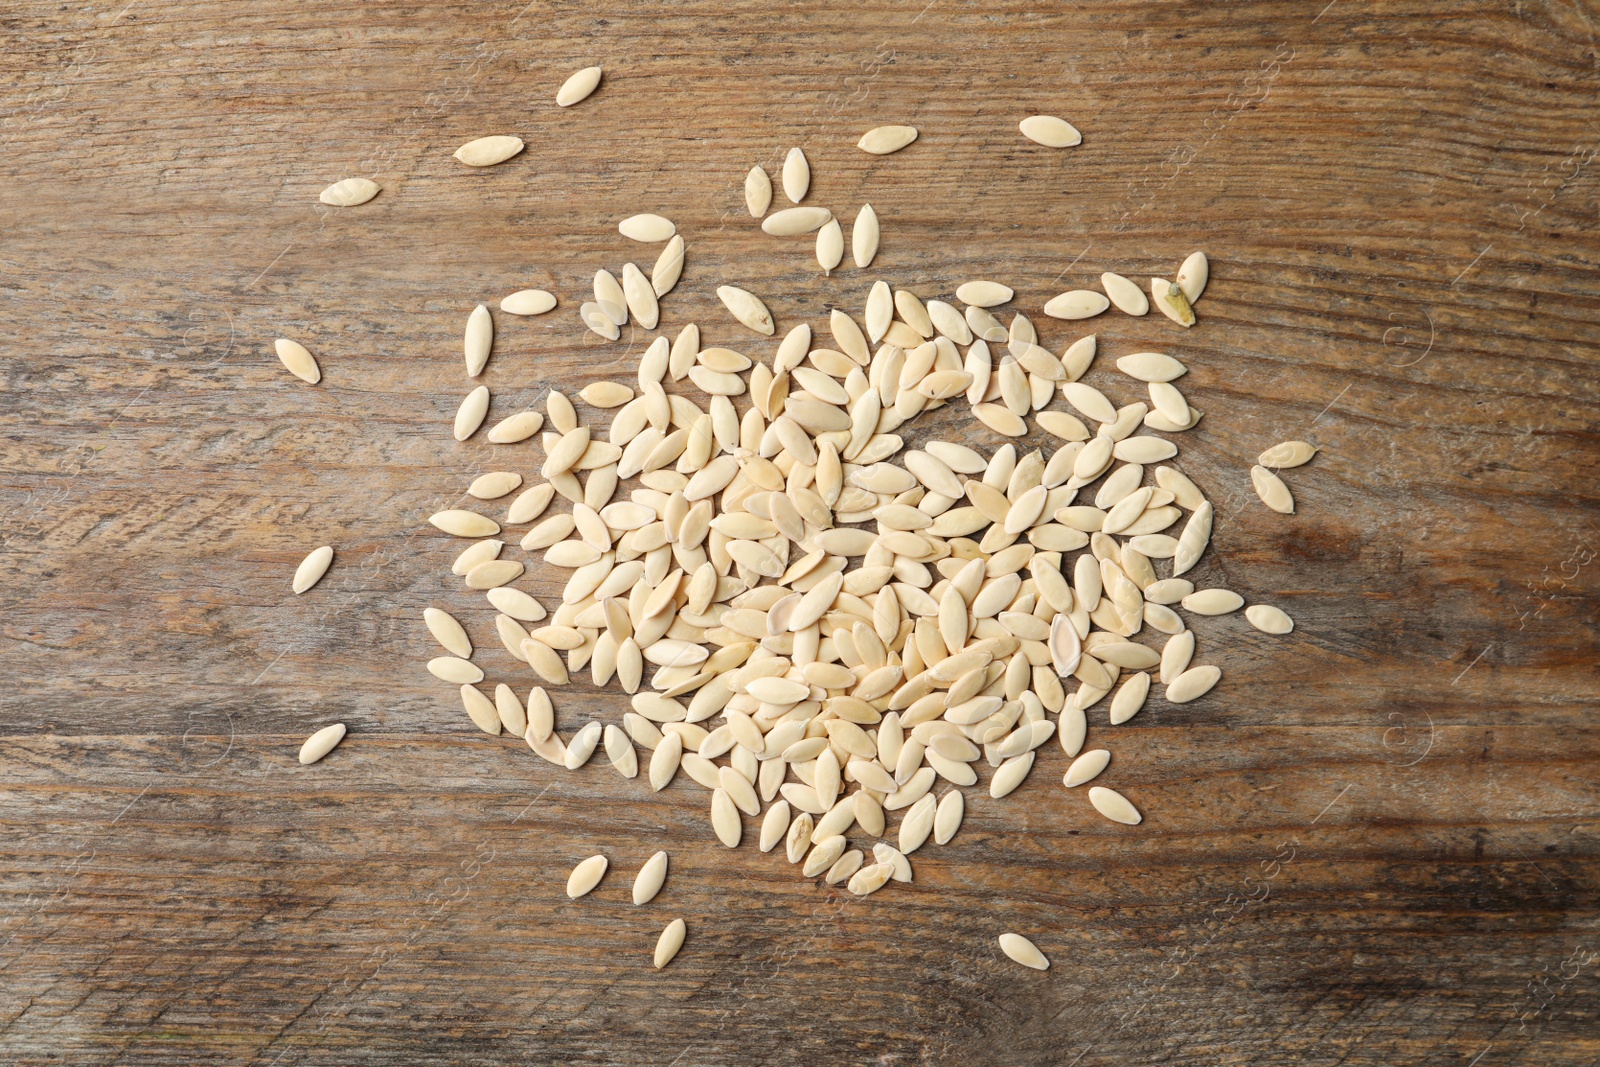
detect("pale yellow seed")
[1018,115,1081,148]
[1245,604,1294,634]
[566,854,608,898]
[464,303,493,377]
[857,125,918,155]
[486,409,543,443]
[716,285,775,335]
[782,146,810,203]
[852,203,879,268]
[652,235,686,297]
[500,289,556,316]
[298,723,347,765]
[274,339,320,385]
[318,177,379,207]
[653,918,686,969]
[760,206,832,236]
[430,510,500,537]
[1258,441,1319,468]
[1101,272,1150,315]
[1043,290,1110,320]
[816,218,843,274]
[745,166,772,217]
[1088,786,1142,825]
[1177,251,1209,303]
[556,65,603,107]
[453,135,524,167]
[292,545,333,594]
[1250,465,1296,514]
[999,932,1050,969]
[580,381,635,408]
[619,213,674,243]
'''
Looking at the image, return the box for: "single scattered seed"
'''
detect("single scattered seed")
[424,607,472,657]
[649,732,683,791]
[298,723,346,765]
[652,235,686,296]
[500,289,557,315]
[494,684,527,734]
[956,281,1013,307]
[1109,671,1150,725]
[990,751,1035,799]
[1250,465,1296,514]
[1176,252,1209,303]
[318,177,379,207]
[292,545,333,594]
[567,854,608,898]
[825,849,864,885]
[1063,748,1110,787]
[565,721,603,769]
[1166,664,1221,704]
[580,381,634,408]
[466,558,524,589]
[1245,604,1294,634]
[428,656,483,684]
[1116,351,1185,382]
[468,471,521,499]
[716,285,775,335]
[454,135,524,167]
[852,203,880,268]
[1258,441,1319,468]
[464,303,493,377]
[486,409,543,443]
[451,539,502,576]
[857,125,918,154]
[1018,115,1081,148]
[622,263,659,330]
[1063,382,1117,425]
[633,850,669,904]
[619,213,675,242]
[453,386,490,441]
[816,218,843,275]
[461,685,500,733]
[487,587,544,622]
[556,65,603,107]
[848,862,893,896]
[605,723,639,777]
[581,302,620,340]
[1101,272,1149,316]
[782,146,810,203]
[1181,588,1243,615]
[760,800,792,852]
[711,788,742,846]
[873,843,913,882]
[274,339,320,384]
[974,403,1027,436]
[761,206,833,236]
[1043,290,1110,320]
[998,932,1050,970]
[1088,786,1142,825]
[934,790,964,844]
[654,918,686,969]
[429,510,500,537]
[744,166,772,217]
[593,270,628,326]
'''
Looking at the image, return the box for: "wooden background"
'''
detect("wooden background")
[3,1,1598,1063]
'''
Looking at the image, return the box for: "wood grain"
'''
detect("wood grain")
[3,1,1599,1064]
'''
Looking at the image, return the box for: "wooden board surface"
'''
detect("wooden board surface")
[3,1,1599,1063]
